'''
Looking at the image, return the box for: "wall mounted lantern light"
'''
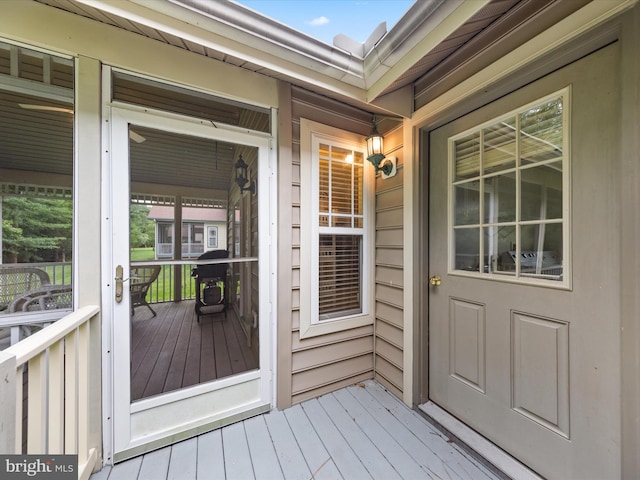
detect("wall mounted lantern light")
[234,154,255,194]
[365,121,397,178]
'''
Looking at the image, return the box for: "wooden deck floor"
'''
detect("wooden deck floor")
[91,380,505,480]
[131,300,258,400]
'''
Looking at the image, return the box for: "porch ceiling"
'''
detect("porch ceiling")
[34,0,587,117]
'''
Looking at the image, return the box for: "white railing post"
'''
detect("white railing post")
[0,350,17,453]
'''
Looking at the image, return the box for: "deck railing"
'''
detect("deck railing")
[0,305,100,480]
[145,263,197,303]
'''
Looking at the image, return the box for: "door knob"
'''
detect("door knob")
[429,275,442,286]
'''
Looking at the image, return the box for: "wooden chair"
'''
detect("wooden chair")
[130,265,161,317]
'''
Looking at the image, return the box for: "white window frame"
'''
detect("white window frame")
[300,119,374,338]
[207,226,219,248]
[448,88,571,289]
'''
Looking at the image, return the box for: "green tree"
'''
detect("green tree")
[2,197,72,263]
[129,204,155,248]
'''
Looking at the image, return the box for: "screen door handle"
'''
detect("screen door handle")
[115,265,124,302]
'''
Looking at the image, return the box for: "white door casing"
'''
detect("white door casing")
[427,44,621,479]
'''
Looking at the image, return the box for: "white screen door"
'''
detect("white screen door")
[107,107,272,462]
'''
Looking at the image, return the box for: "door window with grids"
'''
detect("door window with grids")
[450,89,569,286]
[300,119,374,337]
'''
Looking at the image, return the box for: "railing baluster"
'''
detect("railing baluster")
[64,329,78,454]
[27,351,47,453]
[48,340,65,453]
[4,306,99,478]
[15,363,23,453]
[77,321,90,470]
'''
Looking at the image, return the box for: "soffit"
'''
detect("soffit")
[32,0,591,115]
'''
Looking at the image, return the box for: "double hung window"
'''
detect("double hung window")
[300,120,373,337]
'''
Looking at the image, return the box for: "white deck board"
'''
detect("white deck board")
[167,437,197,480]
[364,382,500,480]
[300,398,373,480]
[317,393,402,480]
[332,388,431,480]
[91,381,506,480]
[196,429,225,479]
[282,404,342,480]
[346,382,458,479]
[244,415,285,480]
[262,408,311,480]
[222,421,255,480]
[136,447,170,480]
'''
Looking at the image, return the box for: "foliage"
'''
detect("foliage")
[2,197,72,263]
[130,204,156,248]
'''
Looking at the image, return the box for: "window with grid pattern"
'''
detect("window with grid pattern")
[450,89,569,286]
[317,143,365,320]
[300,119,373,337]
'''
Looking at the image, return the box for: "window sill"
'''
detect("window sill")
[299,313,373,339]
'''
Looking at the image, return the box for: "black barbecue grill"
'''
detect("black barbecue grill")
[191,249,229,322]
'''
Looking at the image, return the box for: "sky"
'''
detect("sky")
[236,0,415,45]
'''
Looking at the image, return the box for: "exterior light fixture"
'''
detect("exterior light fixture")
[234,155,255,194]
[365,122,397,178]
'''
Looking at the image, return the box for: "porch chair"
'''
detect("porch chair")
[130,265,162,317]
[8,284,72,312]
[0,266,52,312]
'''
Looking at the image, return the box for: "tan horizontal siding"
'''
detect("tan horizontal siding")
[375,265,403,288]
[376,228,404,247]
[375,337,403,368]
[376,247,404,267]
[374,127,405,398]
[292,336,374,372]
[374,355,403,397]
[376,303,403,329]
[280,85,376,408]
[377,185,403,210]
[376,208,403,229]
[291,353,374,397]
[376,283,403,307]
[292,371,373,405]
[375,317,403,348]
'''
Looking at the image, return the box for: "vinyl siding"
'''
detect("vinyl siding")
[277,84,378,408]
[374,129,405,397]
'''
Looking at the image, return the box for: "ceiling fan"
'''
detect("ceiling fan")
[18,103,146,143]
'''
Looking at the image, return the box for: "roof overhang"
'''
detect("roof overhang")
[72,0,491,114]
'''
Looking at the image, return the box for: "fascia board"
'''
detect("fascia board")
[75,0,370,101]
[364,0,492,101]
[411,0,639,126]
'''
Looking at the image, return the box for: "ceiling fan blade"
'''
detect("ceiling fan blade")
[129,130,146,143]
[19,103,74,114]
[19,103,146,143]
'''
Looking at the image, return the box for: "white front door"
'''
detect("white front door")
[106,107,273,462]
[427,44,621,479]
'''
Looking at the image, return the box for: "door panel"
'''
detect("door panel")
[109,108,271,461]
[428,44,621,479]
